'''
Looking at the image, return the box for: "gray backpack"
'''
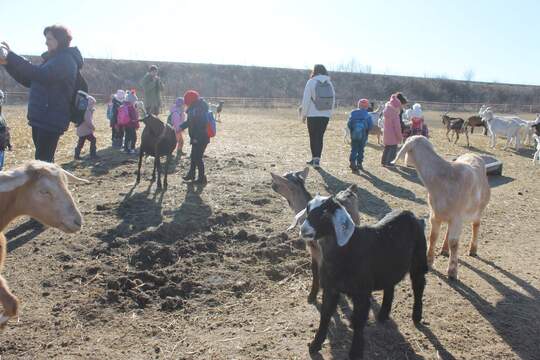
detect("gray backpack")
[312,80,334,111]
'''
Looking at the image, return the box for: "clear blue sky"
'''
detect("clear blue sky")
[1,0,538,85]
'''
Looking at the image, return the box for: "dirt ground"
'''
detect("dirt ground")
[1,105,539,359]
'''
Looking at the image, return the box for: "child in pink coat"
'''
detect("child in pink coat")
[381,94,403,166]
[168,97,186,156]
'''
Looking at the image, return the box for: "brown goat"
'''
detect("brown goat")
[0,161,86,327]
[467,115,487,135]
[442,114,470,147]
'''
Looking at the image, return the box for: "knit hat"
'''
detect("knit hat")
[114,89,125,102]
[183,90,200,107]
[358,98,369,109]
[175,97,184,108]
[389,95,401,109]
[126,91,138,103]
[410,103,422,118]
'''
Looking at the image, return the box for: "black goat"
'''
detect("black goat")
[290,195,427,359]
[136,114,177,190]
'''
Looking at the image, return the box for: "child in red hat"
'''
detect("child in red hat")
[180,90,210,184]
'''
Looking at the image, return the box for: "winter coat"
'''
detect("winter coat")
[169,105,185,133]
[181,99,209,145]
[301,74,336,119]
[347,109,373,133]
[141,73,164,110]
[110,97,123,126]
[0,110,11,151]
[76,96,96,137]
[4,47,84,134]
[121,102,140,129]
[383,102,403,146]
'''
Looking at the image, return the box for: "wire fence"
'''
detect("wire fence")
[3,91,540,114]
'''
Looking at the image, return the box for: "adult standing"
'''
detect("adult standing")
[0,25,83,163]
[300,64,335,169]
[381,94,403,166]
[141,65,164,115]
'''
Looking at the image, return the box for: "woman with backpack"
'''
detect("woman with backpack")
[300,64,335,169]
[0,25,83,163]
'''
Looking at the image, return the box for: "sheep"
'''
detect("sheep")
[532,134,540,164]
[0,161,86,327]
[392,135,491,280]
[442,113,470,147]
[288,195,427,359]
[136,109,177,190]
[480,108,522,151]
[270,167,360,303]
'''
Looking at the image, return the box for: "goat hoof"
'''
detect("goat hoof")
[447,269,458,281]
[308,342,322,355]
[439,250,449,257]
[468,250,477,257]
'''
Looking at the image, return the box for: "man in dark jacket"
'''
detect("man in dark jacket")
[181,90,210,184]
[0,25,83,162]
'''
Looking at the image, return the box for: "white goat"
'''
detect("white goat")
[392,136,491,280]
[0,161,87,327]
[479,105,534,147]
[533,134,540,164]
[481,108,522,151]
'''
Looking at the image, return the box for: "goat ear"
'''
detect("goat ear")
[287,208,306,231]
[0,170,30,192]
[331,205,355,247]
[270,172,287,187]
[299,167,309,181]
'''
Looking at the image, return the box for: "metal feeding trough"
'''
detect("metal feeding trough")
[451,155,503,176]
[480,155,503,176]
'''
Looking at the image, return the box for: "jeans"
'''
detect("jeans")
[0,150,4,170]
[124,128,137,151]
[350,133,368,165]
[32,127,61,163]
[381,145,398,165]
[307,117,329,159]
[187,142,208,178]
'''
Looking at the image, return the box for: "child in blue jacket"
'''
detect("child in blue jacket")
[347,98,373,172]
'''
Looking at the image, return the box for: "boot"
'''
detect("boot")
[74,147,82,160]
[182,172,195,182]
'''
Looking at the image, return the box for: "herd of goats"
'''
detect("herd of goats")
[0,100,539,358]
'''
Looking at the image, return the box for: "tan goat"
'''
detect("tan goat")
[392,136,491,280]
[0,161,87,327]
[271,167,360,303]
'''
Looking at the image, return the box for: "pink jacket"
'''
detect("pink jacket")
[383,102,402,145]
[77,96,96,137]
[169,105,185,133]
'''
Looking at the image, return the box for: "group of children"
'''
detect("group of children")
[347,93,427,172]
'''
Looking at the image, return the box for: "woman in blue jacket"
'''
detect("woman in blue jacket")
[0,25,83,162]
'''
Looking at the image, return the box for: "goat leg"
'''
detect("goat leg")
[151,158,157,183]
[469,222,480,256]
[446,129,452,142]
[156,156,162,190]
[440,227,449,256]
[427,217,442,268]
[349,293,370,360]
[465,129,470,147]
[0,276,18,328]
[307,259,319,304]
[136,151,144,183]
[309,288,340,355]
[446,219,464,280]
[377,286,395,322]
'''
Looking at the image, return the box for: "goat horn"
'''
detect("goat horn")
[61,169,90,184]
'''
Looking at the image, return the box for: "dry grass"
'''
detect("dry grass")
[0,105,538,359]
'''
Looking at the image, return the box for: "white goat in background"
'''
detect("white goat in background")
[480,107,522,150]
[533,134,540,164]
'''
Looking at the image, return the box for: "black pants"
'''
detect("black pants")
[32,127,61,163]
[124,128,137,151]
[188,142,208,178]
[112,126,124,146]
[381,145,398,165]
[76,134,97,155]
[307,117,329,159]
